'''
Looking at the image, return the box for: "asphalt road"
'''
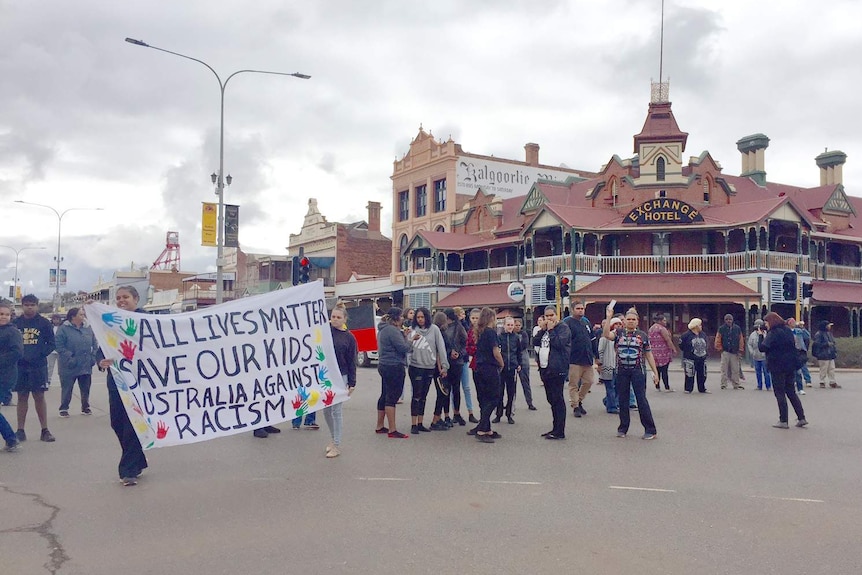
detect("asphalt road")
[1,364,861,575]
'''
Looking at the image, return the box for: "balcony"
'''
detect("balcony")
[404,251,859,288]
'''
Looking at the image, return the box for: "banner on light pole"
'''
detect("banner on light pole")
[224,204,240,248]
[201,203,217,247]
[49,269,67,287]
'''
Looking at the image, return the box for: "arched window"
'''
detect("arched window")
[398,234,409,272]
[435,225,445,233]
[703,178,711,203]
[656,157,666,181]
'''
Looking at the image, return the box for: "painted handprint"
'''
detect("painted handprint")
[318,366,332,388]
[307,390,320,407]
[298,386,310,401]
[102,311,123,326]
[119,339,137,361]
[156,421,169,439]
[132,404,144,417]
[315,346,325,361]
[292,394,303,410]
[323,389,335,406]
[121,318,138,336]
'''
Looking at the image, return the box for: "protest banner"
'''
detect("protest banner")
[85,282,347,450]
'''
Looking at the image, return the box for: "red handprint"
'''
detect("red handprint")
[132,405,144,417]
[119,339,137,360]
[292,394,302,410]
[156,420,169,439]
[323,389,335,406]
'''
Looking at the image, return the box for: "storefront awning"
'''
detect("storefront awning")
[575,274,761,304]
[811,281,862,305]
[436,284,519,308]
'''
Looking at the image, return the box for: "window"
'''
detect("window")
[703,179,710,203]
[415,184,427,217]
[656,157,666,181]
[659,189,667,198]
[433,179,447,212]
[435,225,445,233]
[399,234,409,271]
[398,191,409,221]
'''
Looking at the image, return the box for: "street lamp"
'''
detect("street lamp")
[13,201,103,311]
[125,37,310,304]
[0,245,47,305]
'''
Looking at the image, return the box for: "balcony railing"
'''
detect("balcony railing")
[403,250,860,288]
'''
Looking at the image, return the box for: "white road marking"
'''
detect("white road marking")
[749,495,824,503]
[356,477,413,481]
[480,481,542,485]
[609,485,676,493]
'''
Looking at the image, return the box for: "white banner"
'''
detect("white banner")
[85,283,347,450]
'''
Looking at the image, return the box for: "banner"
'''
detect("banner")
[49,268,67,287]
[202,202,217,247]
[84,283,347,450]
[224,204,239,248]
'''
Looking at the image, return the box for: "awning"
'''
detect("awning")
[435,284,519,308]
[811,281,862,305]
[574,274,761,304]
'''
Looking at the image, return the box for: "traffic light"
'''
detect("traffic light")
[559,276,570,299]
[802,282,813,299]
[782,272,797,301]
[291,256,300,286]
[299,257,311,284]
[545,275,556,300]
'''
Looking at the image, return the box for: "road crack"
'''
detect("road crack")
[0,484,70,574]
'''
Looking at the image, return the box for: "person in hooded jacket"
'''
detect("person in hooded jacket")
[407,307,449,434]
[55,307,97,417]
[812,321,840,389]
[494,317,522,425]
[0,301,23,407]
[758,312,807,429]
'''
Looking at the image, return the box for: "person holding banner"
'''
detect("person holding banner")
[323,305,357,458]
[375,307,412,438]
[97,286,148,486]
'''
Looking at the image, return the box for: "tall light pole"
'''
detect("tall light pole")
[14,201,103,311]
[124,37,310,304]
[0,245,46,305]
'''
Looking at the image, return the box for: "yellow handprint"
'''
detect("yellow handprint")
[308,389,320,407]
[313,328,322,344]
[106,331,118,349]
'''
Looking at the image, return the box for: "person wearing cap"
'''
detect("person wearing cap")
[747,319,772,391]
[680,318,710,393]
[603,306,659,440]
[812,321,840,389]
[597,316,622,413]
[758,312,807,428]
[715,313,745,390]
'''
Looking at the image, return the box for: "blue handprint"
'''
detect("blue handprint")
[298,387,310,401]
[102,312,123,327]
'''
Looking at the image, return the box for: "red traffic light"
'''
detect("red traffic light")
[560,277,569,285]
[299,257,310,267]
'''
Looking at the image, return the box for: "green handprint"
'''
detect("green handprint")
[121,318,138,337]
[315,346,325,361]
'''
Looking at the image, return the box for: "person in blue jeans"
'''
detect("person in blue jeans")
[747,319,772,390]
[1,412,20,451]
[292,412,318,430]
[0,302,23,407]
[791,319,812,393]
[597,317,620,413]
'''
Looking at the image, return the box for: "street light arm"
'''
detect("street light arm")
[15,200,60,219]
[224,69,311,89]
[125,37,224,89]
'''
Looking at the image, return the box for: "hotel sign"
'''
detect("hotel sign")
[625,198,704,225]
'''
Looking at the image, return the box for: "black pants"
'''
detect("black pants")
[656,363,670,389]
[616,368,657,435]
[107,375,148,479]
[409,366,435,418]
[684,359,708,393]
[59,373,92,412]
[518,353,533,406]
[473,365,500,433]
[377,364,405,409]
[771,370,805,423]
[433,370,453,416]
[496,368,517,417]
[539,369,567,436]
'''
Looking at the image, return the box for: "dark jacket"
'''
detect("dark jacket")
[758,324,797,375]
[444,322,467,368]
[716,323,744,354]
[13,314,55,367]
[680,330,709,362]
[533,322,571,375]
[499,331,522,371]
[811,322,837,360]
[563,315,594,366]
[330,325,358,387]
[55,321,97,378]
[376,322,412,366]
[0,323,24,389]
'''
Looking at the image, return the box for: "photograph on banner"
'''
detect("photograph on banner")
[85,282,347,449]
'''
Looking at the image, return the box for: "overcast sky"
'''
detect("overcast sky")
[2,0,860,300]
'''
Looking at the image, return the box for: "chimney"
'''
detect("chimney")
[525,142,540,167]
[736,133,770,186]
[367,201,381,232]
[815,149,847,186]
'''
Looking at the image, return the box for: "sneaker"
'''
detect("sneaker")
[264,425,282,434]
[819,383,826,389]
[452,414,467,426]
[630,404,638,410]
[59,411,70,418]
[528,404,537,411]
[82,408,92,415]
[772,421,789,429]
[573,409,582,418]
[387,430,408,439]
[253,428,269,438]
[325,441,335,454]
[291,425,301,430]
[796,419,809,428]
[830,383,842,389]
[507,415,515,425]
[304,423,320,430]
[477,434,495,443]
[121,477,138,486]
[40,429,55,442]
[665,388,675,393]
[608,409,620,414]
[326,446,341,458]
[411,425,420,434]
[805,383,813,388]
[466,427,478,436]
[721,385,727,390]
[15,429,25,442]
[798,390,806,395]
[616,431,627,438]
[416,424,430,433]
[429,421,446,431]
[544,433,565,440]
[642,433,657,440]
[578,404,587,415]
[4,440,19,452]
[444,417,453,428]
[491,416,501,424]
[735,386,745,390]
[468,414,479,424]
[375,427,389,434]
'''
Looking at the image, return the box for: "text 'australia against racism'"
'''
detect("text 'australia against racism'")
[114,300,329,439]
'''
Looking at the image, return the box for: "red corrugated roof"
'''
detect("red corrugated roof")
[811,281,862,304]
[575,274,760,303]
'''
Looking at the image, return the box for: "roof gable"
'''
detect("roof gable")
[823,185,857,216]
